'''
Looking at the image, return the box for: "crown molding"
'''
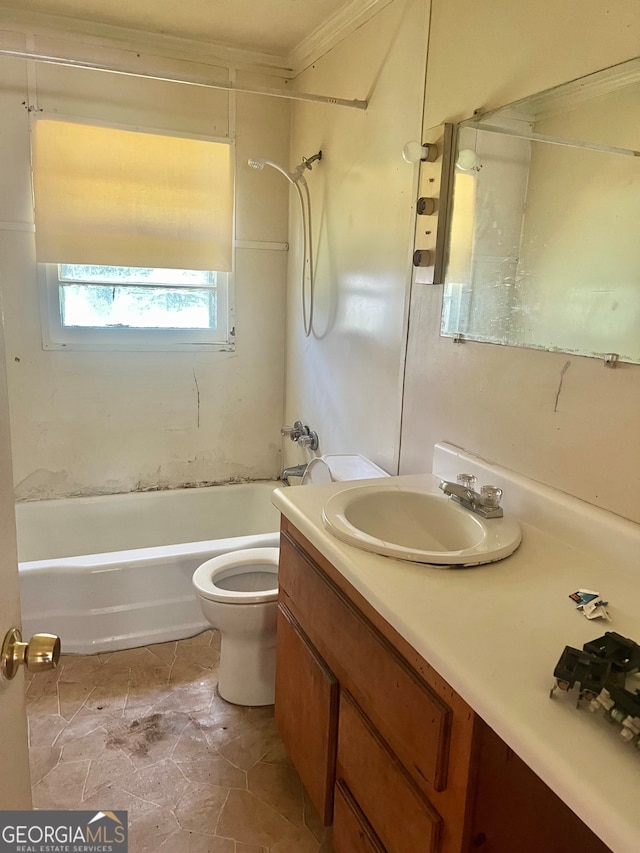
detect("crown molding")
[288,0,394,76]
[0,8,293,77]
[0,1,400,83]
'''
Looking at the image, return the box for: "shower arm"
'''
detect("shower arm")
[301,152,323,170]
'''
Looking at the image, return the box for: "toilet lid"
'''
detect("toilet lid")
[301,457,333,485]
[193,547,279,603]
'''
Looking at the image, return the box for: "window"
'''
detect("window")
[32,119,234,351]
[40,264,232,351]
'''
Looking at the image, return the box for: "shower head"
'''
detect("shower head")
[247,157,300,185]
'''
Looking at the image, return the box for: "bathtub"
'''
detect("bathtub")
[16,481,281,654]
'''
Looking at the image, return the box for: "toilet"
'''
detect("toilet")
[192,454,388,706]
[193,547,280,706]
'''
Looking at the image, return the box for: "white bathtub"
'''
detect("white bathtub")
[16,481,281,654]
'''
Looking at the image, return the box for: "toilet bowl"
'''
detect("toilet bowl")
[192,547,279,706]
[192,454,389,707]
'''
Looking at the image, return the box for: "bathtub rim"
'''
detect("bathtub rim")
[19,529,281,654]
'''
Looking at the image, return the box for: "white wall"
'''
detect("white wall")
[4,0,639,525]
[400,0,640,523]
[0,29,291,499]
[283,0,430,474]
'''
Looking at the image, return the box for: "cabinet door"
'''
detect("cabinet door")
[275,603,339,824]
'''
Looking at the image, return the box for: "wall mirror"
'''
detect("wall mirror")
[440,57,640,365]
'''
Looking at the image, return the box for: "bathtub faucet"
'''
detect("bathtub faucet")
[280,464,308,483]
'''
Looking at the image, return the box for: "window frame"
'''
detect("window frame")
[33,117,235,353]
[39,263,235,352]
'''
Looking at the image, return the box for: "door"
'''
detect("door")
[0,313,32,807]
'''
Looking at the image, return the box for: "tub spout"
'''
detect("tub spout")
[280,464,308,483]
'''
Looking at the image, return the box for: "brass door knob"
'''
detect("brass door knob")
[1,628,61,680]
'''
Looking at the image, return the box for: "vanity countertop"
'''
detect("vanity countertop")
[272,470,640,853]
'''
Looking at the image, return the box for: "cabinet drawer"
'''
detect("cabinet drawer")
[333,781,386,853]
[337,692,442,853]
[279,532,451,792]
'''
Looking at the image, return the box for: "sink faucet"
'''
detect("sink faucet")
[280,463,308,484]
[439,478,504,518]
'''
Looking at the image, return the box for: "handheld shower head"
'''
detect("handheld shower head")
[249,150,323,338]
[247,157,299,185]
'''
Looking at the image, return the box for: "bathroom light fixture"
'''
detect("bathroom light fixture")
[410,124,455,285]
[402,141,438,163]
[456,148,481,172]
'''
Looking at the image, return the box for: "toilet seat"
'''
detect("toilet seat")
[192,547,279,604]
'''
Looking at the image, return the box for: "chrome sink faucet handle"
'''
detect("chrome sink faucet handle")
[457,473,477,490]
[480,485,503,509]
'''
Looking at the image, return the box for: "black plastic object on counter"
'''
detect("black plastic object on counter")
[550,632,640,748]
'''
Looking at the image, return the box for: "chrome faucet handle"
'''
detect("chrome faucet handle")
[281,422,304,440]
[281,422,319,451]
[298,431,319,451]
[457,473,478,490]
[479,485,503,509]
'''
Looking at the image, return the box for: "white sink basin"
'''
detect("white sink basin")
[322,484,522,566]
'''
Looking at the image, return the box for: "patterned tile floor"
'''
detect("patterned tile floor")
[25,630,333,853]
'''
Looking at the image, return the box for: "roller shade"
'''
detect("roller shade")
[32,119,233,271]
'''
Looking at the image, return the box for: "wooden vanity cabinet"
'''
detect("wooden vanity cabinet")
[276,518,477,853]
[275,518,612,853]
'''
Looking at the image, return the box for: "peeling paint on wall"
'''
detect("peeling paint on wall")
[131,476,278,493]
[14,469,84,502]
[15,472,279,502]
